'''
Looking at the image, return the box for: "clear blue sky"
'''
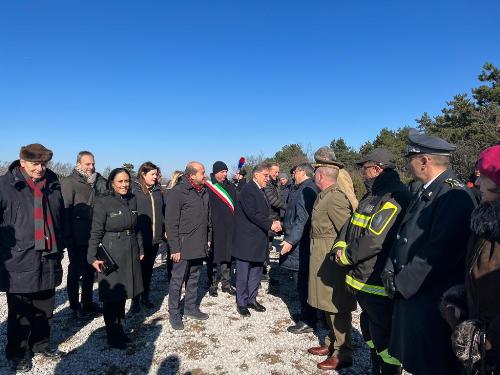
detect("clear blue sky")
[1,1,499,176]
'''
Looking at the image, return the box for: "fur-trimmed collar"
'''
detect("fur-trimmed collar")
[470,197,500,242]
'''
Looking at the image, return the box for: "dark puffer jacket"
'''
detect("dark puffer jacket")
[0,161,64,293]
[132,181,165,247]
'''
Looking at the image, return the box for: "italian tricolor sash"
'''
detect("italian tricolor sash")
[205,181,235,213]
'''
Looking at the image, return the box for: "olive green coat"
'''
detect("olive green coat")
[308,183,357,313]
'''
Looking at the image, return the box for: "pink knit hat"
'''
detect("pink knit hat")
[477,145,500,187]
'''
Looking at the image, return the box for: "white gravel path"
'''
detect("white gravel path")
[0,252,376,375]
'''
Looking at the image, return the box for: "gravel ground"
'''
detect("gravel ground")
[0,247,377,375]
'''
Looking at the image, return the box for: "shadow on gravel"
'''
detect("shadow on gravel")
[157,354,181,374]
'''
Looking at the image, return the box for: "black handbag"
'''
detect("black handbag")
[97,243,119,276]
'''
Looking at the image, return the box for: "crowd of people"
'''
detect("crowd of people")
[0,125,499,374]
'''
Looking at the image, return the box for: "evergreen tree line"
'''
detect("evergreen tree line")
[242,63,499,198]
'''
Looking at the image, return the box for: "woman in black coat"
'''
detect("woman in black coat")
[130,162,165,312]
[87,168,144,349]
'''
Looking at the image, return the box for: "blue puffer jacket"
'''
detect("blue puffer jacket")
[280,178,319,272]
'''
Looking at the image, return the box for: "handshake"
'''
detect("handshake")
[271,220,282,233]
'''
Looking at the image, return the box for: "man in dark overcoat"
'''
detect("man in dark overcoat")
[205,161,237,297]
[382,130,477,375]
[279,163,319,334]
[0,144,65,372]
[165,161,212,330]
[61,150,106,319]
[232,164,281,317]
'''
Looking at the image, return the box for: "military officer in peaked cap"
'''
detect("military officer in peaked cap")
[382,129,477,375]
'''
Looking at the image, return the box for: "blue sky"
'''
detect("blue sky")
[1,1,499,176]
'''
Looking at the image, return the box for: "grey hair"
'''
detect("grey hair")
[76,151,94,164]
[185,161,201,177]
[266,162,279,169]
[428,154,450,168]
[316,166,339,180]
[295,163,314,178]
[252,163,269,176]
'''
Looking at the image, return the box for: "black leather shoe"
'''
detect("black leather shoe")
[287,321,314,334]
[108,339,127,350]
[9,358,32,373]
[130,300,141,314]
[39,348,66,359]
[208,286,218,297]
[221,286,236,296]
[72,308,93,321]
[247,301,266,312]
[237,305,251,317]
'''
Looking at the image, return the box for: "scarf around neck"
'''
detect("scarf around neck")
[20,167,58,254]
[75,167,97,187]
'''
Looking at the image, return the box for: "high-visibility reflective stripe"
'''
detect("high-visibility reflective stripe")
[366,340,375,349]
[339,247,351,266]
[368,201,398,236]
[378,349,401,366]
[333,241,347,250]
[350,212,370,228]
[345,275,387,297]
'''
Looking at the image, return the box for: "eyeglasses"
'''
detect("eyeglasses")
[361,165,377,171]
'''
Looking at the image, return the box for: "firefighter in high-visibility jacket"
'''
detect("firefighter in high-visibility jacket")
[333,148,412,375]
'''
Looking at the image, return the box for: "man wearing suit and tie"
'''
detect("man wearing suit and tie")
[232,164,281,317]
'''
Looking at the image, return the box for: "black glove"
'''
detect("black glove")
[381,269,397,299]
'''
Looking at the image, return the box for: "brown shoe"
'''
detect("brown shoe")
[308,345,330,356]
[317,356,352,370]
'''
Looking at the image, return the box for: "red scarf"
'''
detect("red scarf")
[20,167,58,253]
[188,177,205,193]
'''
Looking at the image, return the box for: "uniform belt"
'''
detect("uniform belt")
[109,229,134,236]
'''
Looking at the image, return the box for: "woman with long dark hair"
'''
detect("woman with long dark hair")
[87,168,144,349]
[130,161,166,312]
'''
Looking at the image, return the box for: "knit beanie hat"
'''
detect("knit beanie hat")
[213,161,228,174]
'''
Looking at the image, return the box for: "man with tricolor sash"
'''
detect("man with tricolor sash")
[205,161,237,297]
[333,148,411,375]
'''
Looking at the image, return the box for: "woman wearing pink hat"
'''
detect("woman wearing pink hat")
[442,145,500,374]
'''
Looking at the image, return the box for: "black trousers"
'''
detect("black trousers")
[206,254,231,289]
[140,243,160,297]
[102,299,126,342]
[5,289,55,360]
[67,245,96,310]
[168,258,203,315]
[289,270,316,326]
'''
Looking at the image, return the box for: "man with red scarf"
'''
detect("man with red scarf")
[0,144,65,372]
[165,161,212,330]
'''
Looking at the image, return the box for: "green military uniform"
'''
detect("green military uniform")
[308,183,356,361]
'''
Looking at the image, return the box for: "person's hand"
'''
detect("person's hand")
[271,221,282,232]
[335,249,342,264]
[139,254,144,261]
[92,260,105,273]
[280,241,292,255]
[207,241,211,248]
[171,252,181,263]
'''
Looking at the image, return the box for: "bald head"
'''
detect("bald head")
[185,161,206,186]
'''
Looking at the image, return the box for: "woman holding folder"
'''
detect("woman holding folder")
[87,167,144,349]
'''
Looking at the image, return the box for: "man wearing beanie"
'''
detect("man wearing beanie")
[0,144,65,372]
[205,161,237,297]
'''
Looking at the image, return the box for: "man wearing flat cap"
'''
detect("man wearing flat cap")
[382,130,477,375]
[0,144,65,372]
[333,148,412,374]
[205,161,237,297]
[306,147,357,371]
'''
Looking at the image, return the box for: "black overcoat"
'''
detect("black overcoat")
[132,181,165,247]
[0,161,64,293]
[165,177,211,260]
[87,191,144,302]
[386,169,477,374]
[61,169,107,247]
[232,180,273,263]
[206,175,237,263]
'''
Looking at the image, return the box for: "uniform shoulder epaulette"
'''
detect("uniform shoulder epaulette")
[443,178,465,189]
